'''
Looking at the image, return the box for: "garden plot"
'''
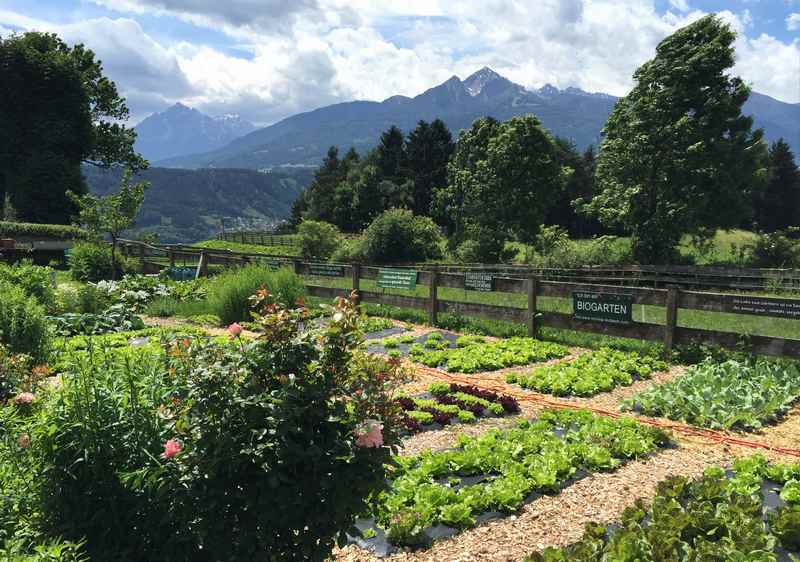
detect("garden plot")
[397,382,521,433]
[348,409,670,556]
[506,348,668,398]
[624,357,800,431]
[529,455,800,561]
[366,331,464,358]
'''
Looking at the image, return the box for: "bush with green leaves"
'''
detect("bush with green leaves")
[742,229,800,268]
[206,264,306,325]
[361,208,444,263]
[0,280,48,361]
[68,242,137,282]
[297,219,340,260]
[0,261,56,312]
[0,297,404,561]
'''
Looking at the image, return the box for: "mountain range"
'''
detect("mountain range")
[146,67,800,170]
[133,103,257,162]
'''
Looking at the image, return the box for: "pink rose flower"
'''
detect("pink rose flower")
[355,420,384,448]
[161,439,183,459]
[227,323,243,339]
[18,434,31,449]
[14,392,35,405]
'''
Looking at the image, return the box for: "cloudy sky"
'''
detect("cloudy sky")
[1,0,798,126]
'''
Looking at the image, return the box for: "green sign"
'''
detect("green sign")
[573,291,633,324]
[376,268,417,290]
[309,264,344,277]
[464,271,494,292]
[728,295,800,319]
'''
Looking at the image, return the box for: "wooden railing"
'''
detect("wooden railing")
[216,232,299,246]
[119,239,800,358]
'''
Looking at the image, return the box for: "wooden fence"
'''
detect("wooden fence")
[118,240,800,358]
[294,263,800,359]
[217,232,299,246]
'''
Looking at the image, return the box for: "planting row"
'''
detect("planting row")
[507,348,668,397]
[529,455,800,561]
[407,336,569,373]
[358,409,669,549]
[397,382,520,432]
[624,357,800,430]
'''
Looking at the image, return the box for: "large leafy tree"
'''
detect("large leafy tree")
[0,32,146,224]
[545,139,603,237]
[585,15,766,263]
[435,115,565,261]
[755,139,800,232]
[405,119,455,216]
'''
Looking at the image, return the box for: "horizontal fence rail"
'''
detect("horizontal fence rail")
[119,240,800,358]
[216,232,300,247]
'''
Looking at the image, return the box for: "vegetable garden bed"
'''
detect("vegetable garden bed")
[352,409,669,554]
[624,358,800,430]
[398,383,521,433]
[528,455,800,561]
[506,348,668,397]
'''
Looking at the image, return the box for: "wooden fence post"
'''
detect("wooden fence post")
[351,263,361,305]
[428,268,439,326]
[293,259,302,275]
[664,288,679,352]
[195,251,209,279]
[527,276,538,338]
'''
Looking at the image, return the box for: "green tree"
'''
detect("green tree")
[0,32,146,224]
[756,139,800,232]
[296,219,340,260]
[545,140,603,237]
[405,119,454,216]
[435,115,566,262]
[69,169,149,279]
[585,15,766,263]
[375,125,406,180]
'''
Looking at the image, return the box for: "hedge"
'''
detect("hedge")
[0,221,88,240]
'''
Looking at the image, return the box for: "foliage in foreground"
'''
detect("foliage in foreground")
[374,409,668,546]
[624,357,800,430]
[46,304,145,337]
[0,297,403,561]
[0,280,49,361]
[507,348,668,397]
[0,261,57,312]
[528,455,800,561]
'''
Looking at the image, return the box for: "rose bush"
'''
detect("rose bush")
[1,293,403,561]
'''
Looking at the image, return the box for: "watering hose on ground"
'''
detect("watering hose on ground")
[412,364,800,459]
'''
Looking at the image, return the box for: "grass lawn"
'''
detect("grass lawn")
[193,239,301,257]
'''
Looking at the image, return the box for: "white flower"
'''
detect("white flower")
[333,312,344,322]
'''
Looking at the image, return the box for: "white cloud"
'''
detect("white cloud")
[669,0,690,12]
[3,0,799,128]
[787,13,800,30]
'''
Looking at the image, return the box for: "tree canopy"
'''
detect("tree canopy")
[0,32,146,224]
[434,115,566,261]
[755,139,800,232]
[585,15,766,263]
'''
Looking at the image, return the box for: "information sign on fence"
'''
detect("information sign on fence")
[376,268,417,290]
[728,296,800,319]
[464,272,494,292]
[573,291,633,324]
[309,264,344,277]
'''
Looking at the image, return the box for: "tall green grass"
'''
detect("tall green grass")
[206,265,306,325]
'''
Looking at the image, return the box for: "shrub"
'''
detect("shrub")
[456,228,512,263]
[56,283,114,314]
[4,297,403,561]
[0,345,32,401]
[331,237,368,263]
[743,230,800,268]
[0,280,48,360]
[206,264,306,325]
[0,221,87,240]
[68,242,137,282]
[362,209,444,263]
[297,220,340,260]
[0,261,56,311]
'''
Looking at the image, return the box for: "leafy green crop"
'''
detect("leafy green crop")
[623,358,800,430]
[409,337,568,373]
[377,409,668,545]
[508,348,667,397]
[528,455,800,561]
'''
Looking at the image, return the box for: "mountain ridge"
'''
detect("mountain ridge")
[152,68,799,169]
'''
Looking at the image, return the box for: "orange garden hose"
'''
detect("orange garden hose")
[411,364,800,459]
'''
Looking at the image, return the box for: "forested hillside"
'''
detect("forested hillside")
[83,166,312,243]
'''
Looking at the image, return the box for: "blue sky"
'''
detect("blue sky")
[1,0,798,125]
